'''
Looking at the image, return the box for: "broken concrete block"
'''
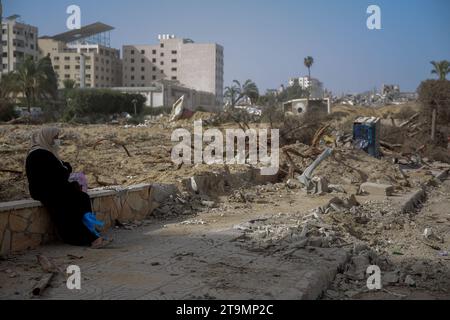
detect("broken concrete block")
[404,275,416,287]
[297,148,333,188]
[382,271,400,285]
[360,182,394,196]
[286,179,302,189]
[150,184,179,203]
[307,236,323,248]
[328,184,346,194]
[308,176,329,195]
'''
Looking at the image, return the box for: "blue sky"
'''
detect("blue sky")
[3,0,450,94]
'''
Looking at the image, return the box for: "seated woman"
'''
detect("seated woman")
[25,127,110,249]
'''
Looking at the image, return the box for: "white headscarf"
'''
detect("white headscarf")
[29,127,61,160]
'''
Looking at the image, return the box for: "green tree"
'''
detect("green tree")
[304,56,314,103]
[304,56,314,81]
[63,79,77,90]
[431,60,450,80]
[224,79,259,107]
[0,73,20,100]
[13,56,58,112]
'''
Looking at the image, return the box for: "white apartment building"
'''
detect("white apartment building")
[123,35,224,105]
[1,15,39,74]
[0,1,3,75]
[288,76,324,99]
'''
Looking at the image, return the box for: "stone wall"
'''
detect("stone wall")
[0,184,156,256]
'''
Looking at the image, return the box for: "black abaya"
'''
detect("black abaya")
[25,149,98,246]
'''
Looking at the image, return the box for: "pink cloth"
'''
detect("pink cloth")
[69,172,88,193]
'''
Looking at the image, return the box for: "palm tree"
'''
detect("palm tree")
[14,56,58,112]
[304,56,314,103]
[304,56,314,81]
[224,80,259,108]
[0,73,20,100]
[431,60,450,80]
[242,80,259,105]
[63,79,77,90]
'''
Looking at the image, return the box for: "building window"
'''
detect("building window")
[171,59,177,63]
[152,67,156,71]
[131,59,135,63]
[141,50,145,54]
[141,67,145,71]
[152,75,156,80]
[131,76,135,80]
[171,76,177,80]
[152,58,156,63]
[141,76,145,80]
[152,50,156,55]
[65,74,70,79]
[131,50,135,55]
[141,58,145,63]
[160,53,164,57]
[64,65,70,70]
[54,56,60,61]
[171,67,177,72]
[64,56,70,61]
[160,43,164,48]
[171,50,177,54]
[131,67,135,72]
[54,65,60,70]
[160,61,164,66]
[160,70,164,74]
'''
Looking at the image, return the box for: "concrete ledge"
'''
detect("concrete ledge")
[0,184,158,256]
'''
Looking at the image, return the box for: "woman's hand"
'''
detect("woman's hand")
[63,161,73,173]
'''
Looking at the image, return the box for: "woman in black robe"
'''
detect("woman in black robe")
[25,127,110,248]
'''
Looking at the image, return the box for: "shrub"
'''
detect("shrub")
[64,89,146,121]
[0,101,18,122]
[142,106,172,116]
[418,80,450,125]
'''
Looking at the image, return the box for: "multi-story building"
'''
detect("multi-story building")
[1,15,39,74]
[38,22,122,89]
[123,35,224,105]
[288,76,324,99]
[0,0,3,75]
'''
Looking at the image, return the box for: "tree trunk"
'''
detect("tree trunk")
[431,108,437,141]
[307,68,311,106]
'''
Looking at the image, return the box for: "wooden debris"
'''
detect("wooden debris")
[0,169,23,174]
[312,124,331,148]
[32,273,54,297]
[94,138,132,157]
[399,113,420,128]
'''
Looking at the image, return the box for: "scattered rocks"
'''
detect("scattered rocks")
[359,182,394,196]
[404,275,416,287]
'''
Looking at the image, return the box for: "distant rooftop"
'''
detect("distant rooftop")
[41,22,114,47]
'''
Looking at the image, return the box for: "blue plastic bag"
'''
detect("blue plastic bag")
[82,212,104,238]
